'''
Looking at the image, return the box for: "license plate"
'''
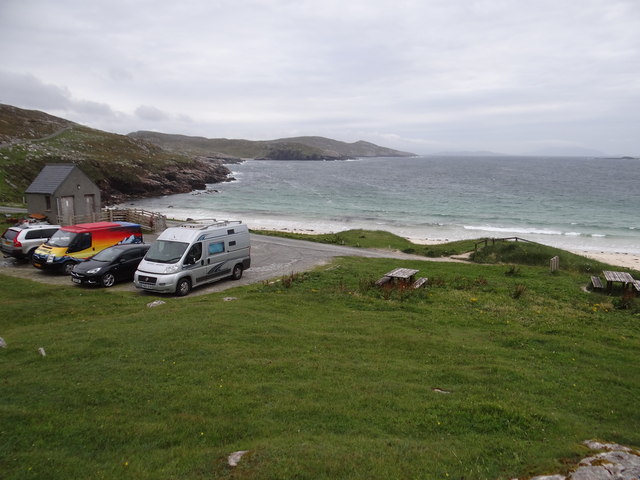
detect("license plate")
[72,277,81,284]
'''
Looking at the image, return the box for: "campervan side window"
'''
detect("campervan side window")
[208,242,225,255]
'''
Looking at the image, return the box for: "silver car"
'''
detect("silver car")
[1,223,61,260]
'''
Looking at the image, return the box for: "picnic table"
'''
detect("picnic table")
[602,270,635,290]
[376,268,428,289]
[385,268,420,283]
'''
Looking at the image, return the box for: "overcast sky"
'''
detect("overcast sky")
[1,0,638,155]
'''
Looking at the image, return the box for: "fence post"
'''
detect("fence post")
[550,256,559,273]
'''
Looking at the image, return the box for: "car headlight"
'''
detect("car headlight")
[87,267,102,274]
[164,264,180,274]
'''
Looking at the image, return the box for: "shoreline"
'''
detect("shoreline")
[117,201,640,270]
[248,224,640,271]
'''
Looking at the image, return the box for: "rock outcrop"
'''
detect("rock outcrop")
[98,158,233,204]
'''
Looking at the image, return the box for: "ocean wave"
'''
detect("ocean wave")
[462,225,611,239]
[463,225,564,236]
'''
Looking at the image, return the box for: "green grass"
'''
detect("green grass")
[1,256,639,479]
[252,228,479,257]
[470,239,631,274]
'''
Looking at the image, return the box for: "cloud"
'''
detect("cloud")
[0,0,639,154]
[135,105,168,122]
[0,71,72,110]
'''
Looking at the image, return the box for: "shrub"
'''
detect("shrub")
[505,265,521,276]
[511,284,527,299]
[613,291,636,310]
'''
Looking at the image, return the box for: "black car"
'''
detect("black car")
[71,244,151,287]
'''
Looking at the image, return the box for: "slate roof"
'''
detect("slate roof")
[25,164,77,194]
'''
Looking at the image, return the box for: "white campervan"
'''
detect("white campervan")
[134,220,251,296]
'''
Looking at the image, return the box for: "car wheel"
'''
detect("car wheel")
[62,262,75,275]
[101,273,116,288]
[26,248,37,261]
[232,264,243,280]
[176,278,191,296]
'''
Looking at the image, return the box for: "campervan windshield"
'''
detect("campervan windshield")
[145,240,189,264]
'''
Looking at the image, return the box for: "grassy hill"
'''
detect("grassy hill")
[128,131,416,160]
[1,250,638,479]
[0,104,231,204]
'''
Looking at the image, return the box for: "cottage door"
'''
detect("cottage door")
[84,194,96,221]
[59,196,75,225]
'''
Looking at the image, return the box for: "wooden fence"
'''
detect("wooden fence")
[474,236,536,251]
[56,208,167,232]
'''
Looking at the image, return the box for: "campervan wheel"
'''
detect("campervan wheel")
[176,278,191,296]
[232,264,243,280]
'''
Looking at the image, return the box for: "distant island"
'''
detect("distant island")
[0,104,414,205]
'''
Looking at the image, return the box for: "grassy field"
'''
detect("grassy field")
[1,249,639,479]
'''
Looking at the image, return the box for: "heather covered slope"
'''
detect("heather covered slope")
[0,104,231,204]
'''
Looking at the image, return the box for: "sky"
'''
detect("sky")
[1,0,639,156]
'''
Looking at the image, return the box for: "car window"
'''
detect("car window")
[68,232,91,253]
[25,230,40,240]
[122,250,138,261]
[43,228,59,238]
[185,242,202,264]
[2,229,18,241]
[92,248,120,262]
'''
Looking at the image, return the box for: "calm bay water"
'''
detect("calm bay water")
[122,156,640,254]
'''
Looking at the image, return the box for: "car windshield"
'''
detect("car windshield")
[46,230,76,247]
[91,248,121,262]
[145,240,189,264]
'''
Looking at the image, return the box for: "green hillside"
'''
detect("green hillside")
[128,131,415,160]
[0,105,231,204]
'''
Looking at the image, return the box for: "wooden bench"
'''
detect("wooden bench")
[375,276,391,286]
[412,277,428,289]
[632,280,640,294]
[590,276,604,290]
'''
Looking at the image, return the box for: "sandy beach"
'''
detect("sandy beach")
[572,251,640,270]
[253,225,640,271]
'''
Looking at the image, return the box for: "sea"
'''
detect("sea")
[119,156,640,254]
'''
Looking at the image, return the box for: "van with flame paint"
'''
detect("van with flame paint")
[32,221,143,274]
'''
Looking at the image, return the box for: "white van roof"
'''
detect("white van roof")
[158,220,246,243]
[177,219,243,229]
